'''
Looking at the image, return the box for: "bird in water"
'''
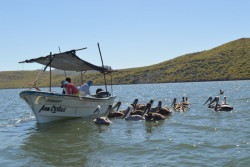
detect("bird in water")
[93,105,112,124]
[171,98,186,112]
[220,89,224,94]
[122,105,145,121]
[182,97,191,106]
[130,99,155,116]
[208,96,233,111]
[120,99,138,114]
[155,101,172,115]
[144,103,166,121]
[107,102,124,118]
[134,99,154,110]
[203,96,215,109]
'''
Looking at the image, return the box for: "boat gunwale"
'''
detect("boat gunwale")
[19,90,116,101]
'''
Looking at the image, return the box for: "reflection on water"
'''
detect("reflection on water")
[0,81,249,166]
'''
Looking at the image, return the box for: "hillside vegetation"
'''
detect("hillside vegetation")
[0,38,249,89]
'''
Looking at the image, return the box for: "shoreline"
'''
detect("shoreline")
[1,79,249,90]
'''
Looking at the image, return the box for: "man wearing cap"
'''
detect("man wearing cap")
[61,80,80,96]
[62,77,72,94]
[79,80,93,97]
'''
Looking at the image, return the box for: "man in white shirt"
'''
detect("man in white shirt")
[79,80,93,96]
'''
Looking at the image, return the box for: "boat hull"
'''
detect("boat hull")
[20,90,116,123]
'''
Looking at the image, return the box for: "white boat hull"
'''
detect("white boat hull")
[20,90,116,123]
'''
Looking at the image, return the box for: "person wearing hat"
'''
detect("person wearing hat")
[61,80,80,96]
[79,80,93,97]
[62,77,72,94]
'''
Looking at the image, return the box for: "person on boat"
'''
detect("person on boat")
[79,80,93,96]
[96,88,103,94]
[62,77,71,94]
[61,80,80,96]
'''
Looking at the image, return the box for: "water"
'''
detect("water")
[0,80,249,167]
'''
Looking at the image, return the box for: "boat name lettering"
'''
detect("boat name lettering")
[39,105,66,113]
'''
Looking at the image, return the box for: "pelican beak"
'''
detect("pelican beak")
[105,105,112,116]
[144,103,151,115]
[123,107,130,119]
[112,101,121,110]
[209,97,219,105]
[131,99,138,108]
[203,96,212,106]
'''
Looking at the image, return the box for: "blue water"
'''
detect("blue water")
[0,80,249,167]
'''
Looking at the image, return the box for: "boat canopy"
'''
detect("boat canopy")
[19,49,116,73]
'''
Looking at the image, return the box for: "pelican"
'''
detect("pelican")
[135,99,154,111]
[155,101,172,115]
[131,100,156,116]
[120,99,138,114]
[171,98,187,111]
[107,102,124,118]
[182,97,190,106]
[209,96,233,111]
[150,100,160,112]
[203,96,216,109]
[221,96,228,105]
[220,89,224,94]
[122,105,145,121]
[130,99,154,115]
[131,98,139,109]
[93,105,112,124]
[144,103,166,121]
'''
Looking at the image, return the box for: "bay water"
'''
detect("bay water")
[0,80,249,167]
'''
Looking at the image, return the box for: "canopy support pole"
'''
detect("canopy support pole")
[97,43,108,92]
[49,52,52,92]
[110,74,113,96]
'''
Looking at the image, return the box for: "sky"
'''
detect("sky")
[0,0,249,71]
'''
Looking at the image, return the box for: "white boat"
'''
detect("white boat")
[19,44,117,123]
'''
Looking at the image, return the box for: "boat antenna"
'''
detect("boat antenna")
[97,43,108,92]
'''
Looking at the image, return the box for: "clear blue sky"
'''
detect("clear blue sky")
[0,0,249,71]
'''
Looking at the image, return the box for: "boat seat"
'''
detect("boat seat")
[96,91,111,98]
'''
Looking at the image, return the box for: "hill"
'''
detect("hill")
[0,38,249,89]
[81,38,250,84]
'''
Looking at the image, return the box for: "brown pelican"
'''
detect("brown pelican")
[107,102,124,118]
[203,96,216,109]
[182,97,191,106]
[155,101,172,115]
[131,99,155,115]
[150,101,161,112]
[130,98,139,109]
[122,105,145,121]
[93,106,112,124]
[120,99,138,114]
[135,99,154,111]
[220,89,224,94]
[221,96,228,105]
[209,96,233,111]
[171,98,186,111]
[144,103,166,121]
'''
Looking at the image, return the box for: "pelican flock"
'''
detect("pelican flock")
[92,93,234,125]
